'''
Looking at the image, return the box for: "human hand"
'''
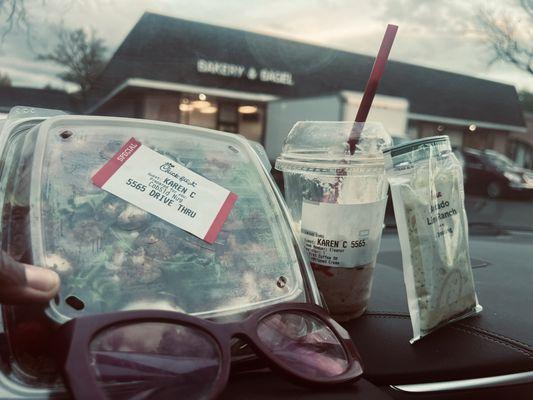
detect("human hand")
[0,251,60,304]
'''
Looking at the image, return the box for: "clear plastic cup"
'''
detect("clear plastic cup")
[276,122,391,321]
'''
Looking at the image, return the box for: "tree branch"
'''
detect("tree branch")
[476,1,533,75]
[0,0,30,42]
[37,26,108,97]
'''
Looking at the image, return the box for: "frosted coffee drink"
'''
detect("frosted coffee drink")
[276,122,391,321]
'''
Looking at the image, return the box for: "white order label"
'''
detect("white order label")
[300,198,387,268]
[92,138,237,244]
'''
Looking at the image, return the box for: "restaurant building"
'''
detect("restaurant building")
[86,13,526,160]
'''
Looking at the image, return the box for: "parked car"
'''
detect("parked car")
[454,148,533,198]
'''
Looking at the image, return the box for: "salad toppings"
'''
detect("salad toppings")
[116,205,150,231]
[44,253,72,276]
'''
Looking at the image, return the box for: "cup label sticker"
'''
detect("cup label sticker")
[300,198,387,268]
[92,137,237,243]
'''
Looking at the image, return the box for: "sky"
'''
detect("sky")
[0,0,531,93]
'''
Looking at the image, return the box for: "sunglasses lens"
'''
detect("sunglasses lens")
[89,322,221,399]
[257,311,349,378]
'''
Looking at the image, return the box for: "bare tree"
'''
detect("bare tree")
[38,27,107,99]
[519,90,533,112]
[0,70,11,86]
[477,0,533,75]
[0,0,29,41]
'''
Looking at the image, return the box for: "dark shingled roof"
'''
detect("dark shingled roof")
[90,12,525,129]
[0,86,78,113]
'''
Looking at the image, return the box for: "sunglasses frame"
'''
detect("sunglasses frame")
[54,302,363,400]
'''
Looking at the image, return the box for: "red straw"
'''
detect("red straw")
[349,24,398,154]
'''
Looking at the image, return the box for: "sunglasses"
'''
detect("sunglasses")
[53,302,363,400]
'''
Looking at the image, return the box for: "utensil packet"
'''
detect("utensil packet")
[385,136,482,343]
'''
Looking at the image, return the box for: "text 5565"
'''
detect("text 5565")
[126,179,146,192]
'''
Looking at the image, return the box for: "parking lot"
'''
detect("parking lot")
[465,195,533,229]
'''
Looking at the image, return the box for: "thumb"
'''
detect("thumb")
[0,252,60,304]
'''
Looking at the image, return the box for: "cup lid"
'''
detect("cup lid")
[275,121,392,172]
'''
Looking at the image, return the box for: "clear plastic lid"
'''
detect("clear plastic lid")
[28,116,312,322]
[275,121,392,174]
[0,106,66,143]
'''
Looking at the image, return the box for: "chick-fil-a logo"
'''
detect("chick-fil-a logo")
[160,162,198,187]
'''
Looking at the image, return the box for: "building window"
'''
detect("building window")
[144,93,180,122]
[407,121,420,139]
[177,93,264,142]
[218,102,239,133]
[143,91,266,142]
[178,94,218,129]
[238,106,264,142]
[509,140,533,169]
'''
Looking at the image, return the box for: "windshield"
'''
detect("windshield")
[0,0,532,234]
[484,152,518,169]
[1,4,533,396]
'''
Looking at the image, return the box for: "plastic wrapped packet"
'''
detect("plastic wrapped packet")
[385,136,482,343]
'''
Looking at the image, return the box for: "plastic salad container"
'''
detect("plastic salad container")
[0,114,319,392]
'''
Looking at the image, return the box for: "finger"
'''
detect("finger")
[0,252,60,304]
